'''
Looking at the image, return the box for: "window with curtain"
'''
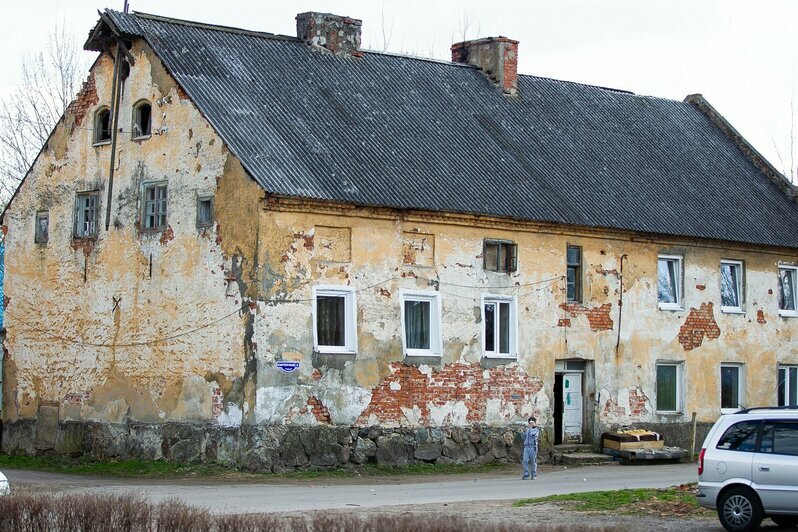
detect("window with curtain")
[313,287,356,353]
[401,291,441,356]
[483,296,515,358]
[656,363,680,412]
[720,260,743,312]
[778,266,798,314]
[657,255,682,309]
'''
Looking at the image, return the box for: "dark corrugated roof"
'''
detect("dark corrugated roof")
[101,10,798,249]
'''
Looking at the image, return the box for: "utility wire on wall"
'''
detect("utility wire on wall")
[5,273,564,347]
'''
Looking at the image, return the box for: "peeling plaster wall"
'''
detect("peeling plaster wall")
[3,41,798,464]
[1,41,247,430]
[252,203,798,437]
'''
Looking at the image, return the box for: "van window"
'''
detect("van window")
[760,422,798,456]
[716,421,760,452]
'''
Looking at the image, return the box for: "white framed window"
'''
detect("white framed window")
[720,363,744,414]
[778,365,798,408]
[655,362,683,413]
[778,266,798,317]
[482,295,517,358]
[720,260,744,313]
[657,254,683,310]
[400,290,442,357]
[312,286,357,354]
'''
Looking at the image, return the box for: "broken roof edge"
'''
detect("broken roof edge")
[685,93,798,204]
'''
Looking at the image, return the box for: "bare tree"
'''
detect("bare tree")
[456,7,481,43]
[0,24,88,207]
[772,90,797,185]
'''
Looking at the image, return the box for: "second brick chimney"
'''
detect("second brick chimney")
[296,12,363,58]
[451,37,519,95]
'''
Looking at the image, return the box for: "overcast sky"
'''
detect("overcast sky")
[1,0,796,174]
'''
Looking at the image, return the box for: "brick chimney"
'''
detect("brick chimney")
[296,12,363,57]
[451,37,519,95]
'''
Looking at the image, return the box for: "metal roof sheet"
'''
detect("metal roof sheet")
[102,10,798,249]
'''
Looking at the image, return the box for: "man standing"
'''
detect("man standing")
[521,416,540,480]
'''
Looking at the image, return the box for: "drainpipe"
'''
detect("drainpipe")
[614,254,628,357]
[105,41,124,231]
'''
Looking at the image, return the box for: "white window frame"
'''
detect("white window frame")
[399,289,442,357]
[312,286,357,354]
[655,362,683,414]
[778,265,798,317]
[778,365,798,407]
[657,254,683,311]
[481,294,517,359]
[720,363,745,414]
[720,259,745,314]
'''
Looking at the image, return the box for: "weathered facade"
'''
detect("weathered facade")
[2,9,798,469]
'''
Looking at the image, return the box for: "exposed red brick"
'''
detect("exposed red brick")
[559,303,614,331]
[307,395,332,424]
[603,387,649,418]
[695,284,706,291]
[159,225,174,245]
[756,309,767,324]
[677,302,721,351]
[293,232,314,250]
[66,74,99,128]
[557,318,572,328]
[311,369,322,381]
[356,362,543,427]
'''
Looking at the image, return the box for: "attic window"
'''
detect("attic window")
[94,108,111,144]
[483,240,517,273]
[34,211,49,243]
[133,101,152,139]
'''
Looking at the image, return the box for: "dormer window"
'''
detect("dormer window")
[94,108,111,144]
[133,101,152,139]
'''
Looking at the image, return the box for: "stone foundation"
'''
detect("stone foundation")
[1,420,530,471]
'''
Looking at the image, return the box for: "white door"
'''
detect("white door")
[563,373,583,443]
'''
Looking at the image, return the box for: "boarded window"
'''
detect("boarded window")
[143,184,168,230]
[483,240,517,273]
[74,192,99,238]
[34,211,49,243]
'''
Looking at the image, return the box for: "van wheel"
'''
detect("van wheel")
[771,516,798,528]
[717,487,763,532]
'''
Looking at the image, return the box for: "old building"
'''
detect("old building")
[1,9,797,468]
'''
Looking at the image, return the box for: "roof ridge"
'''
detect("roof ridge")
[111,9,302,43]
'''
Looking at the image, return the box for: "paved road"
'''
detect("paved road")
[5,463,696,514]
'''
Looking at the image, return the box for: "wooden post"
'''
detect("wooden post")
[690,412,698,462]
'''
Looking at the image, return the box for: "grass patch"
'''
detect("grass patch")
[0,453,508,480]
[514,486,702,514]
